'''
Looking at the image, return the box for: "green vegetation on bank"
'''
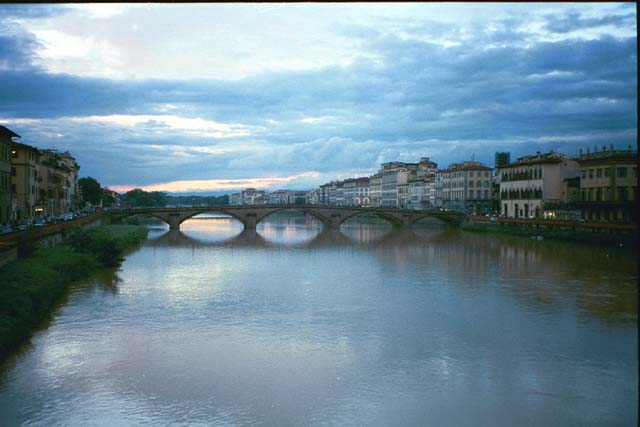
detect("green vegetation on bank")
[0,225,148,358]
[461,222,636,247]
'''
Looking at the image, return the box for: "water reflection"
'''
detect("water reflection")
[0,217,636,426]
[257,211,323,245]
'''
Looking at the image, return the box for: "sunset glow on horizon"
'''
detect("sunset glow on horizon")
[108,171,322,193]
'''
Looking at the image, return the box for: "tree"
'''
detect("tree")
[121,188,168,207]
[78,177,103,206]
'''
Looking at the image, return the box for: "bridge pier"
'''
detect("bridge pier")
[329,214,342,230]
[167,213,182,230]
[243,213,257,230]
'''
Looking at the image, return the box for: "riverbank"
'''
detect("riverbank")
[461,221,637,248]
[0,225,148,359]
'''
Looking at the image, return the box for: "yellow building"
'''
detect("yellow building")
[10,141,40,221]
[577,146,637,223]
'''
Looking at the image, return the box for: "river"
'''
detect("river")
[0,212,637,426]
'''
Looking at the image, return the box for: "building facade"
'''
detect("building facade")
[576,146,637,223]
[498,151,578,219]
[10,141,40,221]
[368,173,381,207]
[0,126,18,225]
[440,161,492,214]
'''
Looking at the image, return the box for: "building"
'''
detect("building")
[494,152,511,174]
[434,171,444,208]
[36,150,80,217]
[576,145,637,223]
[368,173,382,207]
[408,171,437,210]
[334,181,344,206]
[352,177,370,206]
[0,125,18,225]
[10,140,40,221]
[229,192,242,205]
[440,161,492,214]
[268,190,288,204]
[498,151,578,219]
[408,177,425,210]
[306,189,320,205]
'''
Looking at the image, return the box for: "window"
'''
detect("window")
[588,188,593,201]
[11,167,15,177]
[617,167,627,178]
[588,169,594,179]
[469,180,474,187]
[581,170,586,179]
[604,168,610,177]
[484,190,489,199]
[470,171,474,177]
[617,186,628,201]
[596,168,602,178]
[596,188,602,201]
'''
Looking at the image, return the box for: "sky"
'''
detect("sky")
[0,3,636,194]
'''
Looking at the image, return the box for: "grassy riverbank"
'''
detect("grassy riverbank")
[0,225,148,358]
[461,222,636,247]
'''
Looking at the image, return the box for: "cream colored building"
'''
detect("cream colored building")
[498,151,578,218]
[440,161,492,214]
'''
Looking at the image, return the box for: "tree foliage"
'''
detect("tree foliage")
[78,177,103,206]
[120,188,168,207]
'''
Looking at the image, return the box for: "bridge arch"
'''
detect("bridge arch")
[112,212,173,228]
[255,206,331,227]
[179,209,249,228]
[409,214,447,226]
[339,210,405,228]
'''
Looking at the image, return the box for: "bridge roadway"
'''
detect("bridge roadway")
[110,204,464,230]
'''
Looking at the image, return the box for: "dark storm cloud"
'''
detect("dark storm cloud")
[0,5,636,189]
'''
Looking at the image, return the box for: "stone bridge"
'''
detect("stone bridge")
[110,205,464,230]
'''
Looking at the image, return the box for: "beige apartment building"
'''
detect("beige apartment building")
[498,151,578,218]
[440,161,492,214]
[576,146,637,223]
[10,141,40,221]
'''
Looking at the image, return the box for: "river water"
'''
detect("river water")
[0,213,637,426]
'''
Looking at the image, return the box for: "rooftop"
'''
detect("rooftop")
[500,151,572,168]
[0,125,21,140]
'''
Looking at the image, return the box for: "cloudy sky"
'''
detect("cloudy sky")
[0,3,636,193]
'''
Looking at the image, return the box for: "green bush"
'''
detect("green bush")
[0,225,148,358]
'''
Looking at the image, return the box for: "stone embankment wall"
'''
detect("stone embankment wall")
[0,213,105,267]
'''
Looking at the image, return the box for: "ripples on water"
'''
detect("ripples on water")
[0,212,637,426]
